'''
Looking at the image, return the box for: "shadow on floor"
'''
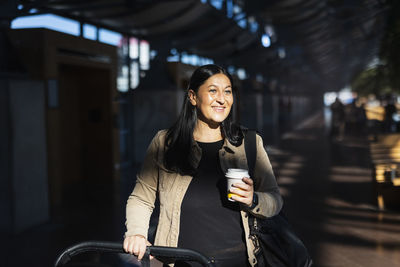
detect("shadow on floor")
[4,110,400,267]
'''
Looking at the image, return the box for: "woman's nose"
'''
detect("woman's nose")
[216,91,225,103]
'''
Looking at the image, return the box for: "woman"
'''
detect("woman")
[123,64,283,267]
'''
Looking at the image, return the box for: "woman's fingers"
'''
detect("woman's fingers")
[230,193,252,206]
[230,177,254,206]
[137,241,146,260]
[230,187,252,198]
[123,235,151,260]
[242,177,254,186]
[133,239,141,257]
[232,177,254,192]
[123,237,129,252]
[123,235,135,254]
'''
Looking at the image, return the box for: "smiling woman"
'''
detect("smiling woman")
[123,64,283,267]
[188,73,234,141]
[162,65,241,176]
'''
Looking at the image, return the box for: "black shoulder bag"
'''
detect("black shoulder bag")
[244,130,313,267]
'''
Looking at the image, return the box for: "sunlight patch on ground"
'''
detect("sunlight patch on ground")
[265,145,290,156]
[277,176,297,185]
[282,132,317,140]
[323,197,376,210]
[330,166,371,175]
[279,186,290,197]
[329,174,372,183]
[278,169,300,177]
[294,112,324,130]
[317,199,400,266]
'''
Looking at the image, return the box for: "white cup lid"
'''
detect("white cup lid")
[225,168,249,178]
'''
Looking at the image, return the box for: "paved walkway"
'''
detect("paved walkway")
[268,111,400,267]
[4,110,400,267]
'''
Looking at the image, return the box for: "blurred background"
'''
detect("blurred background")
[1,0,400,266]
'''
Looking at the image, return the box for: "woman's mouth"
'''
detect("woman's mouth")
[212,106,225,112]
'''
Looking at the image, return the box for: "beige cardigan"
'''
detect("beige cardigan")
[125,130,283,266]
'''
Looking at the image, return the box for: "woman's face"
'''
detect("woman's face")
[189,73,233,127]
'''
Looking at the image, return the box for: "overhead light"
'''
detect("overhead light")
[237,68,247,80]
[264,24,277,43]
[256,74,264,82]
[261,34,271,48]
[264,25,275,38]
[278,47,286,58]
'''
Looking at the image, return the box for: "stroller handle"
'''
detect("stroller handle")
[54,241,216,267]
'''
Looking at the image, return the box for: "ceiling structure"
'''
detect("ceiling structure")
[5,0,390,94]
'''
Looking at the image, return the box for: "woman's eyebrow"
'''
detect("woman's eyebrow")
[207,84,232,88]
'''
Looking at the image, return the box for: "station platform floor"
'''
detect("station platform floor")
[4,110,400,267]
[269,111,400,267]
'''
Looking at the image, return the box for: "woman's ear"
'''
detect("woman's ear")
[188,89,197,106]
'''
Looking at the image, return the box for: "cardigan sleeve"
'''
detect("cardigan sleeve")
[124,130,164,239]
[248,134,283,218]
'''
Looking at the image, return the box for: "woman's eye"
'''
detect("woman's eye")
[209,89,217,93]
[225,90,232,95]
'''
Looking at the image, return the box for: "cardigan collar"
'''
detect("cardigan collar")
[191,136,242,168]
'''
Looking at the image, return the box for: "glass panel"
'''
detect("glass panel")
[117,65,129,92]
[131,61,139,89]
[83,24,96,40]
[11,14,80,36]
[129,38,139,59]
[139,40,150,70]
[210,0,223,9]
[99,28,122,46]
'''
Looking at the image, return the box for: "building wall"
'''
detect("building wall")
[10,79,49,233]
[7,28,119,217]
[0,78,49,234]
[0,79,12,234]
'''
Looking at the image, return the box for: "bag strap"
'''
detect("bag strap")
[244,130,287,222]
[244,130,263,255]
[244,129,257,181]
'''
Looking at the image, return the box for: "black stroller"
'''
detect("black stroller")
[54,241,216,267]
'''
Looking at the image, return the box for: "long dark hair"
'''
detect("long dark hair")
[164,64,243,175]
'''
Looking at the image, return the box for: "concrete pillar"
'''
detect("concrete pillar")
[0,78,12,234]
[0,78,49,234]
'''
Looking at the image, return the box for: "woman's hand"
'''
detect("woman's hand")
[123,235,153,261]
[230,177,254,207]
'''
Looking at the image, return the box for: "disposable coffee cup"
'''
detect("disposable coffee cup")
[226,168,249,201]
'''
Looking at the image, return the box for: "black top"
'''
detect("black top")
[177,140,247,267]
